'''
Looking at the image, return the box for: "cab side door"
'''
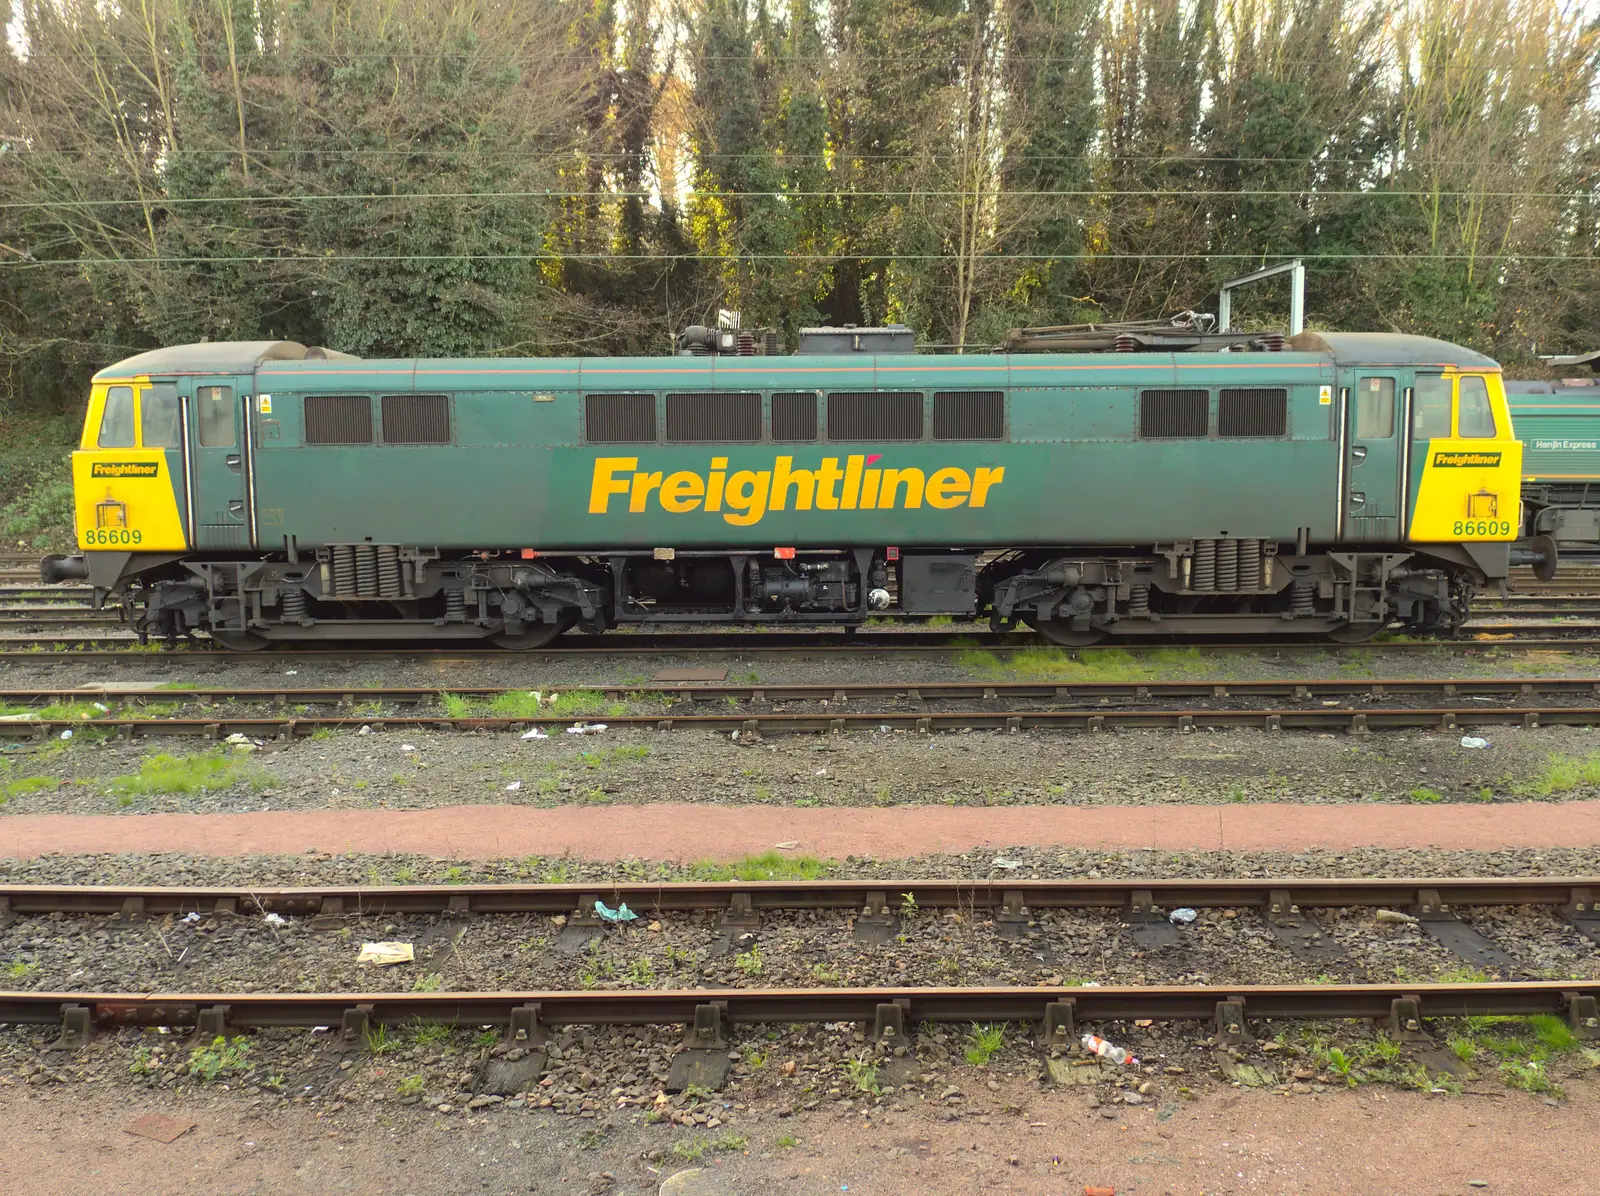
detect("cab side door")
[182,374,255,551]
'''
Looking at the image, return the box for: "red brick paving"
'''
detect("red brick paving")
[3,800,1600,860]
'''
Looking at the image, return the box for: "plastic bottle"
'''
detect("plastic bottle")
[1080,1033,1138,1066]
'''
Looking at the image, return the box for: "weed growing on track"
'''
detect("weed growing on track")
[106,749,266,799]
[964,1022,1006,1065]
[687,851,830,882]
[954,646,1209,682]
[0,775,55,803]
[1408,787,1443,803]
[1519,752,1600,797]
[187,1036,253,1082]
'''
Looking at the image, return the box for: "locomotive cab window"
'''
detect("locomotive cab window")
[1457,376,1496,438]
[1354,378,1395,438]
[141,384,180,448]
[97,386,135,448]
[197,385,235,447]
[1412,375,1453,440]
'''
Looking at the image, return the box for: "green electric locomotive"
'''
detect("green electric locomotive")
[45,327,1532,647]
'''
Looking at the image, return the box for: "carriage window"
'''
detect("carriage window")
[1457,376,1496,438]
[140,384,181,448]
[97,386,135,447]
[1354,378,1394,438]
[197,385,236,447]
[1412,376,1453,440]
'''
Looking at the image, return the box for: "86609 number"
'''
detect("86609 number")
[1452,520,1511,537]
[84,528,142,546]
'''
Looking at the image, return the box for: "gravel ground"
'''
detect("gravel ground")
[3,641,1600,691]
[5,717,1600,816]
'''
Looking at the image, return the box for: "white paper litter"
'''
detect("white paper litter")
[284,670,298,676]
[814,768,827,776]
[565,723,607,735]
[358,725,372,735]
[1168,907,1198,925]
[263,912,288,926]
[357,941,415,966]
[1376,909,1419,925]
[58,729,71,740]
[182,911,202,923]
[504,780,522,791]
[520,727,549,740]
[990,857,1023,870]
[92,702,110,713]
[774,841,801,850]
[401,743,418,752]
[1460,735,1490,749]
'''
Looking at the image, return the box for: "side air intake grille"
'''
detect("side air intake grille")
[666,392,762,442]
[305,395,373,445]
[933,391,1004,440]
[771,392,819,442]
[585,393,657,443]
[381,394,451,444]
[1218,388,1288,437]
[1138,389,1209,439]
[827,391,923,441]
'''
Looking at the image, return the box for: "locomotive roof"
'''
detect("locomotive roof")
[1285,332,1499,369]
[93,340,359,381]
[96,331,1497,382]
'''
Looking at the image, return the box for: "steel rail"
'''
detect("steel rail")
[3,703,1599,737]
[5,677,1600,706]
[5,636,1600,661]
[2,982,1596,1035]
[2,876,1595,918]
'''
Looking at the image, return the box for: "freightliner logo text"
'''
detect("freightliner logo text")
[589,455,1006,526]
[1431,451,1502,468]
[90,461,159,478]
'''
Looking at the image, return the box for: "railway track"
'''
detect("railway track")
[7,627,1600,658]
[4,677,1600,736]
[2,877,1596,1053]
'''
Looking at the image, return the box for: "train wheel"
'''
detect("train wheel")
[1324,622,1387,644]
[491,621,571,650]
[209,629,269,651]
[1029,619,1107,647]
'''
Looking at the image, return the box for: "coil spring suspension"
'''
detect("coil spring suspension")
[280,588,306,623]
[1239,538,1262,589]
[1128,584,1150,617]
[445,590,466,621]
[1216,539,1239,591]
[377,545,402,599]
[332,545,356,596]
[355,545,378,596]
[1192,540,1216,591]
[1290,579,1315,616]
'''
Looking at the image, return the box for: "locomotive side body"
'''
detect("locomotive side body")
[50,332,1523,647]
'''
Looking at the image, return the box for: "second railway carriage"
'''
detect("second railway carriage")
[44,329,1531,647]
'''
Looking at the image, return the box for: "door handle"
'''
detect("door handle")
[225,454,242,473]
[1350,445,1367,464]
[228,500,245,520]
[1350,491,1366,507]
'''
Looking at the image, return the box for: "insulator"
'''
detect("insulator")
[280,588,306,623]
[1239,539,1263,590]
[737,330,756,356]
[1192,540,1216,591]
[1216,539,1239,592]
[1114,333,1137,353]
[355,544,378,597]
[445,589,466,622]
[763,330,780,356]
[1261,333,1285,352]
[377,545,402,599]
[332,545,355,596]
[1128,584,1150,617]
[1290,579,1315,616]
